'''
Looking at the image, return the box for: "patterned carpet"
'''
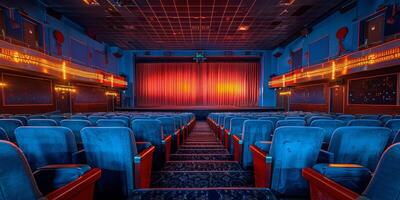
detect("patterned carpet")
[130,121,277,199]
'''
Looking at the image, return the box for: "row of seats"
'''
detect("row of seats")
[207,111,400,199]
[0,112,195,199]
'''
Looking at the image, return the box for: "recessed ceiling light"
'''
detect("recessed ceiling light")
[238,25,249,31]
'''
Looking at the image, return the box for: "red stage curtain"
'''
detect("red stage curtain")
[135,62,260,107]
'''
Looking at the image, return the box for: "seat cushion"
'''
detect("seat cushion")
[313,163,372,193]
[33,164,91,195]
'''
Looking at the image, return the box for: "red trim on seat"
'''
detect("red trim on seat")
[233,135,242,162]
[46,168,101,200]
[250,145,272,188]
[224,129,230,149]
[135,145,155,188]
[164,135,172,162]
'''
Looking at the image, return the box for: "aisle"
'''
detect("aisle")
[131,121,276,199]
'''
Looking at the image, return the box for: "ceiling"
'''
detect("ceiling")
[41,0,346,50]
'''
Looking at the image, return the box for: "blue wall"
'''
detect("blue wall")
[0,0,122,74]
[271,0,387,75]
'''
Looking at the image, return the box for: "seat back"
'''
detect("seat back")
[88,116,107,124]
[242,120,273,168]
[269,127,324,196]
[379,115,393,124]
[70,115,88,120]
[96,119,128,127]
[0,127,8,141]
[48,115,67,125]
[15,127,77,171]
[347,119,381,127]
[362,143,400,200]
[60,119,92,144]
[28,115,46,119]
[307,116,333,125]
[328,127,391,170]
[10,115,28,125]
[0,119,24,142]
[81,127,137,198]
[157,117,176,135]
[276,120,305,127]
[310,120,345,143]
[258,117,279,127]
[393,130,400,144]
[285,116,305,120]
[229,117,248,135]
[223,116,235,131]
[360,115,380,120]
[385,119,400,142]
[0,141,42,200]
[27,119,58,126]
[336,115,355,123]
[131,119,164,163]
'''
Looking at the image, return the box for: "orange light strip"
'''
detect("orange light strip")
[0,45,127,88]
[269,42,400,88]
[279,91,291,96]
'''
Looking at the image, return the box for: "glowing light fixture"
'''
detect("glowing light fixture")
[55,85,76,93]
[279,91,292,96]
[0,82,6,87]
[238,25,249,31]
[83,0,99,5]
[105,91,118,96]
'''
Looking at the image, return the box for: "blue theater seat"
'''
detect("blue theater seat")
[347,119,382,127]
[15,127,82,171]
[158,117,180,152]
[28,115,47,119]
[81,127,155,198]
[303,143,400,200]
[310,119,345,145]
[226,117,248,151]
[88,116,107,124]
[221,116,235,143]
[394,130,400,144]
[316,127,391,192]
[96,119,128,127]
[10,115,28,125]
[0,127,9,141]
[0,140,100,199]
[258,117,279,127]
[385,119,400,142]
[233,120,273,169]
[307,116,333,125]
[0,119,24,142]
[250,126,324,196]
[285,116,305,120]
[27,119,58,126]
[360,114,380,120]
[48,115,67,125]
[60,119,92,145]
[336,115,356,123]
[379,115,393,124]
[70,115,88,120]
[132,119,172,168]
[111,116,130,124]
[276,119,306,127]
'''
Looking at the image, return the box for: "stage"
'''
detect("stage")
[115,106,283,120]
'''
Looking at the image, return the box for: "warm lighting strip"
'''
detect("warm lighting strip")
[105,91,118,96]
[279,91,292,96]
[269,42,400,88]
[0,45,127,88]
[0,82,6,87]
[55,86,76,93]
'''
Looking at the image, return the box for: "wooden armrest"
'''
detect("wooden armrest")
[134,145,156,188]
[250,145,272,188]
[46,168,101,200]
[162,135,172,162]
[233,135,242,162]
[302,168,359,200]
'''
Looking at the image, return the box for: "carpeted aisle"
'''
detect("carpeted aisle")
[131,121,276,200]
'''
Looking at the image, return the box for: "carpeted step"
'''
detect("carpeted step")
[151,171,254,188]
[130,188,277,200]
[170,154,233,161]
[179,145,226,149]
[175,149,229,154]
[184,142,221,145]
[161,161,243,171]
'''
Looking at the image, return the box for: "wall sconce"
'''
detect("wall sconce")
[0,82,6,87]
